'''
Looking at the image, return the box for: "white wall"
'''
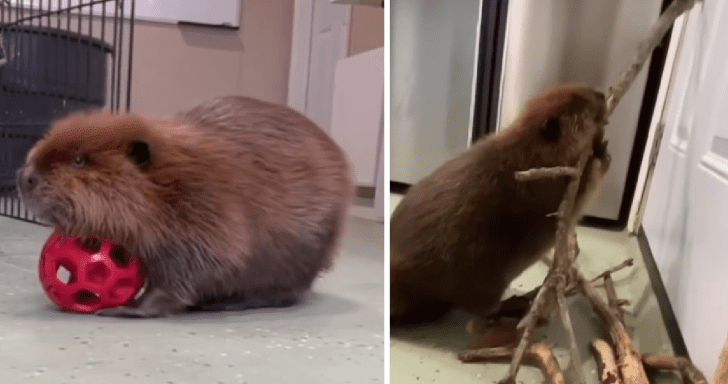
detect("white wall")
[498,0,662,220]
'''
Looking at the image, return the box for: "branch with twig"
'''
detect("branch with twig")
[460,342,566,384]
[475,152,592,384]
[483,257,635,322]
[591,258,635,283]
[577,267,649,384]
[605,0,700,115]
[592,339,623,384]
[642,354,709,384]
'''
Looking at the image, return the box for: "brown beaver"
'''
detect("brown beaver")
[16,96,352,318]
[390,85,611,326]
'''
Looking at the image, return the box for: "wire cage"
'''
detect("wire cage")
[0,0,135,223]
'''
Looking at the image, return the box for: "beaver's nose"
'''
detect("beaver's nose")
[16,166,40,193]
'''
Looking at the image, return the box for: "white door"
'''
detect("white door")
[288,0,351,133]
[642,1,728,379]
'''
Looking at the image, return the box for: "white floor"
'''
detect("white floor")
[389,194,681,384]
[0,215,384,384]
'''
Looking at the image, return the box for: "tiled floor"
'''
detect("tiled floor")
[0,215,384,384]
[389,194,681,384]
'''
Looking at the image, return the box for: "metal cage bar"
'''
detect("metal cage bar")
[0,0,135,224]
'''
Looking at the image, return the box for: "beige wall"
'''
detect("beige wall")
[348,5,385,56]
[130,2,383,116]
[127,0,293,115]
[50,1,380,116]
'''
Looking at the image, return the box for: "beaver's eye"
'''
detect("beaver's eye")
[542,117,561,141]
[72,154,86,167]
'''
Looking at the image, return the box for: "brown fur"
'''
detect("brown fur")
[17,96,352,317]
[390,85,611,326]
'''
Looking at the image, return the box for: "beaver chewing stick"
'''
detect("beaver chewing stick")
[390,85,611,326]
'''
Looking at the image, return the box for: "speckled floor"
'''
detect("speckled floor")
[389,194,681,384]
[0,215,384,384]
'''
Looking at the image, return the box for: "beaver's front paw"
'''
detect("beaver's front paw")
[95,287,187,318]
[95,306,161,318]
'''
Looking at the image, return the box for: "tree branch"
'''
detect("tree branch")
[591,258,635,283]
[515,167,579,181]
[576,270,648,384]
[605,0,699,115]
[497,152,593,384]
[460,343,566,384]
[591,339,623,384]
[557,281,586,384]
[604,274,626,324]
[486,258,635,323]
[642,354,708,384]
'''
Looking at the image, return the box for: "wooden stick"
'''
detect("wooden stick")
[499,153,593,384]
[552,153,592,272]
[642,354,708,384]
[486,258,634,324]
[505,257,634,303]
[466,317,521,350]
[603,274,626,324]
[459,345,515,362]
[591,339,623,384]
[500,281,554,384]
[515,167,579,181]
[460,343,566,384]
[529,342,566,384]
[557,277,586,384]
[577,270,648,384]
[605,0,699,115]
[616,299,630,307]
[590,258,635,282]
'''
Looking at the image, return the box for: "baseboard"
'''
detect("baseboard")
[637,226,689,358]
[350,204,383,222]
[390,181,410,195]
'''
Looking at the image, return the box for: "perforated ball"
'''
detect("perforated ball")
[38,230,145,313]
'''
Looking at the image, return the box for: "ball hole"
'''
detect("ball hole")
[74,290,100,305]
[56,264,74,284]
[110,245,131,267]
[78,237,102,253]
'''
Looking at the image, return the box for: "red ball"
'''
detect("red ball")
[38,230,145,313]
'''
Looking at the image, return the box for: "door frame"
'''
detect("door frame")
[288,0,385,222]
[287,0,352,115]
[627,12,690,234]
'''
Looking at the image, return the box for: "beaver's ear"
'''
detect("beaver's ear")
[127,141,152,170]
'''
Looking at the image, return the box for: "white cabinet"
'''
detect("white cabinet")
[330,47,384,187]
[330,47,384,221]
